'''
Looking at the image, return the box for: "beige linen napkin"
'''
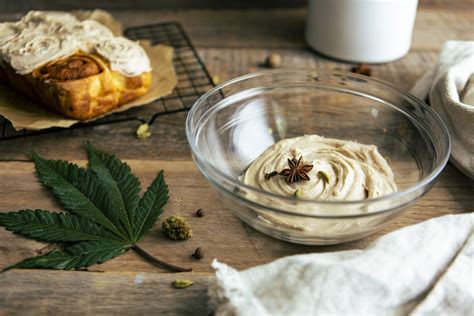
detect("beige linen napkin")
[209,214,474,315]
[412,41,474,179]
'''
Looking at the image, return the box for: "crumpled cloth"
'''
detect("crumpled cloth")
[209,214,474,315]
[411,41,474,179]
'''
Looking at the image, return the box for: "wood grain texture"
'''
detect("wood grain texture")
[0,159,472,313]
[0,7,473,315]
[0,0,471,12]
[0,8,472,49]
[0,160,472,273]
[0,270,211,315]
[0,8,471,162]
[0,49,445,161]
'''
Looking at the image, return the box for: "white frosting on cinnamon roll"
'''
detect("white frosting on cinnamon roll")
[67,19,115,51]
[3,33,77,75]
[0,11,151,77]
[0,22,23,48]
[21,11,78,26]
[95,37,152,76]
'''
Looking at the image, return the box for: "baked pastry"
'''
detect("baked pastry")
[0,11,152,120]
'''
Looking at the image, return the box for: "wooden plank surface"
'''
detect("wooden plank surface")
[0,270,211,315]
[0,50,451,161]
[0,160,472,274]
[0,8,471,161]
[0,160,472,314]
[1,0,471,12]
[0,8,472,50]
[1,6,473,315]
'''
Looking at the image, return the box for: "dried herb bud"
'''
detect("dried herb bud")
[136,123,151,139]
[294,187,304,199]
[192,247,204,260]
[318,171,330,184]
[162,215,193,240]
[172,279,194,289]
[195,208,205,217]
[264,53,282,68]
[351,64,372,76]
[264,171,278,180]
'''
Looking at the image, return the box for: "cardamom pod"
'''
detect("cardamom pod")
[318,171,330,184]
[294,187,304,199]
[172,279,194,289]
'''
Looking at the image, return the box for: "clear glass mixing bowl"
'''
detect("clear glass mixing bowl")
[186,69,450,245]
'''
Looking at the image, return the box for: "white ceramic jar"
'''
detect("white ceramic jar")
[305,0,418,63]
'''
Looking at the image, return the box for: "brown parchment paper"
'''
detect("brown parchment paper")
[72,9,123,36]
[0,42,177,131]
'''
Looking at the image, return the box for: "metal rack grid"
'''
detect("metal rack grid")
[0,22,215,141]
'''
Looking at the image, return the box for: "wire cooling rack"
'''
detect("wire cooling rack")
[0,22,215,141]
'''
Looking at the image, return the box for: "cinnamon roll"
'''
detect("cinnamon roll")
[38,53,102,81]
[0,11,153,120]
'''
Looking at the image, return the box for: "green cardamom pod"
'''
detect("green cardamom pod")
[294,187,304,199]
[172,279,194,289]
[318,171,330,183]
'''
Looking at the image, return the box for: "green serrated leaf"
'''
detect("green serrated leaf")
[0,209,122,243]
[3,250,73,271]
[64,240,130,269]
[87,143,140,240]
[32,152,127,241]
[133,170,169,243]
[1,147,176,272]
[3,240,129,271]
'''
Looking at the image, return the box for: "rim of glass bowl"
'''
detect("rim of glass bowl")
[185,69,451,218]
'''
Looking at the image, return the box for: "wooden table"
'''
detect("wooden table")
[1,6,473,314]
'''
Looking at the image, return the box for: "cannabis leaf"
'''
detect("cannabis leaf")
[0,144,191,273]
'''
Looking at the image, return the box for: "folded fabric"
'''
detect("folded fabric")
[412,41,474,179]
[209,214,474,315]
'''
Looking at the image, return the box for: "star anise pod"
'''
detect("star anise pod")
[279,156,313,184]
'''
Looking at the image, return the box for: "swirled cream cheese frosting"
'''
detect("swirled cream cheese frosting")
[95,37,152,76]
[0,11,151,76]
[243,135,397,201]
[4,33,77,74]
[0,22,22,48]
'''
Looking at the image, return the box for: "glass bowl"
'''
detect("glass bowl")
[186,69,450,245]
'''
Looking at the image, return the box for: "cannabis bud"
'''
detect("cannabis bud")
[162,215,193,240]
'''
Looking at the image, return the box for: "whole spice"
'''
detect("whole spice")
[192,247,204,260]
[195,208,205,217]
[318,171,330,184]
[294,187,304,199]
[162,215,193,240]
[264,171,278,180]
[264,53,282,68]
[350,64,372,76]
[172,279,194,289]
[279,156,313,184]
